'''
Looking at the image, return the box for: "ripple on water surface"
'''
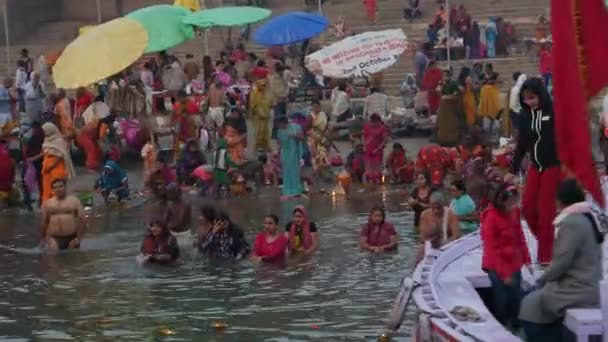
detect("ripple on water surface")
[0,192,419,340]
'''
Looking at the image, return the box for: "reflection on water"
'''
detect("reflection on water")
[0,188,419,341]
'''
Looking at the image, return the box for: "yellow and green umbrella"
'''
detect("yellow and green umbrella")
[126,5,195,53]
[53,17,148,89]
[182,6,271,28]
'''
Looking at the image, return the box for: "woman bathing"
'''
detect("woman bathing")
[359,205,398,253]
[252,214,289,262]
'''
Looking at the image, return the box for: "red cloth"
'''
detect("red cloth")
[253,233,288,261]
[422,67,442,113]
[521,165,562,263]
[416,145,449,186]
[172,101,199,142]
[551,0,608,205]
[364,0,377,20]
[77,128,102,170]
[288,205,313,251]
[363,122,388,168]
[539,50,552,75]
[481,205,531,280]
[230,49,247,63]
[76,92,95,116]
[360,222,396,247]
[250,67,269,80]
[0,149,15,192]
[386,150,414,183]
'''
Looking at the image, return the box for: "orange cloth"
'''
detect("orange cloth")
[54,98,73,138]
[41,154,68,204]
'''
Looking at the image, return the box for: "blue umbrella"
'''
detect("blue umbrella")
[254,11,329,46]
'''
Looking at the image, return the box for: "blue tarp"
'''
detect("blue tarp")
[253,11,329,46]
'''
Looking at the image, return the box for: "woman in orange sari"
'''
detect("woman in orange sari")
[77,96,110,171]
[41,122,75,204]
[224,109,247,165]
[54,88,73,141]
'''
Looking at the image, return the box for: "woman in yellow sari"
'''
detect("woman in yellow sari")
[477,73,502,133]
[307,100,329,174]
[457,67,477,128]
[249,80,273,151]
[40,123,76,204]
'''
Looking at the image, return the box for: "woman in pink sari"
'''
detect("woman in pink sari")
[363,114,389,184]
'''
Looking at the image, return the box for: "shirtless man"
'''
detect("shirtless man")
[419,191,460,246]
[166,184,192,249]
[207,80,226,134]
[40,179,87,252]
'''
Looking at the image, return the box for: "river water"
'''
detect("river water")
[0,187,419,341]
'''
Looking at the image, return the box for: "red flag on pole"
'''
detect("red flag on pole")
[551,0,608,205]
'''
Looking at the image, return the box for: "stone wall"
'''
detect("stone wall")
[0,0,63,43]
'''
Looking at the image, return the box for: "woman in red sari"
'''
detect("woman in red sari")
[422,60,443,114]
[251,214,288,262]
[363,114,389,184]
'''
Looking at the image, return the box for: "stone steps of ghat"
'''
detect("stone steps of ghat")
[0,0,549,96]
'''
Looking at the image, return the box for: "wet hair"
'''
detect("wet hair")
[338,81,348,92]
[186,53,194,59]
[94,95,104,102]
[484,63,494,71]
[392,142,404,151]
[556,179,586,207]
[51,178,67,187]
[519,77,553,113]
[265,214,279,224]
[215,210,233,226]
[451,179,466,193]
[257,60,266,67]
[200,205,217,223]
[430,191,446,205]
[370,205,386,222]
[370,87,379,94]
[311,99,321,106]
[17,60,25,68]
[274,63,285,74]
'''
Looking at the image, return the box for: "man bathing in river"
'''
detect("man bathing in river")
[40,179,87,252]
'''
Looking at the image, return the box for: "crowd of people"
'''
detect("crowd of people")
[0,3,603,341]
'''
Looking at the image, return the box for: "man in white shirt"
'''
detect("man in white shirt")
[24,72,46,123]
[331,82,351,122]
[363,87,389,119]
[15,60,28,113]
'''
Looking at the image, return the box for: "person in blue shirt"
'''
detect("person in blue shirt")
[449,179,478,234]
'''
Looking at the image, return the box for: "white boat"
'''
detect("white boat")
[389,220,608,341]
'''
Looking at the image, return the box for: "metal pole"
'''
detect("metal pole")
[318,0,322,15]
[3,0,9,76]
[204,30,209,56]
[96,0,102,23]
[445,0,450,70]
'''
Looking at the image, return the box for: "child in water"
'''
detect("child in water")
[138,220,180,265]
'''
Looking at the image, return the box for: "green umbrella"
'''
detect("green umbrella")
[127,5,195,53]
[182,6,271,28]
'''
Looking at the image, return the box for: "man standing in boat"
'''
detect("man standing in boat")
[40,179,87,252]
[509,78,561,265]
